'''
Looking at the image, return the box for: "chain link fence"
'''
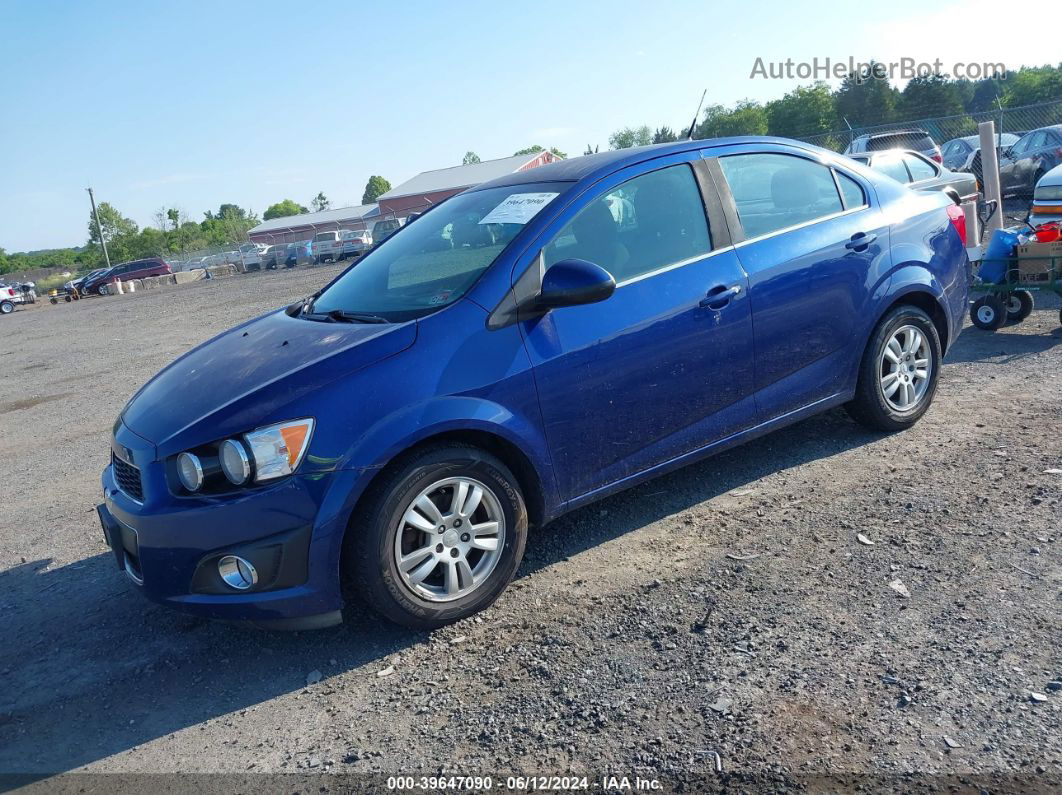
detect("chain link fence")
[795,99,1062,155]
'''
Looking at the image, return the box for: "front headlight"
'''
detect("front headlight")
[244,418,315,482]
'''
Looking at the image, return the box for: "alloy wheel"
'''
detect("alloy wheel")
[393,477,505,602]
[879,324,932,411]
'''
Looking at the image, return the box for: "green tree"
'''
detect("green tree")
[765,82,838,138]
[966,77,1005,113]
[652,126,678,143]
[583,143,599,155]
[462,151,481,165]
[899,75,963,120]
[166,208,180,230]
[1001,65,1062,107]
[263,199,309,221]
[362,175,392,205]
[201,204,259,246]
[311,192,331,212]
[694,101,768,139]
[834,63,899,127]
[608,125,652,149]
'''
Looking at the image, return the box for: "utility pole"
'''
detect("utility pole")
[86,187,111,268]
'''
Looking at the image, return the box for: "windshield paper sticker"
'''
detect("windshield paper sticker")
[479,192,559,225]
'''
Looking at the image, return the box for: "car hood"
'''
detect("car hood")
[121,308,416,454]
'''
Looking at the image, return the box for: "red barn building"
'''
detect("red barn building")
[377,150,559,220]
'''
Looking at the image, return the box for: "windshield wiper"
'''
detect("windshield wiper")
[325,309,390,324]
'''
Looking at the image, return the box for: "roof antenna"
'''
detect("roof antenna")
[686,89,707,140]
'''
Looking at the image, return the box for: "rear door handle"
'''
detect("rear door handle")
[845,232,877,251]
[699,284,742,310]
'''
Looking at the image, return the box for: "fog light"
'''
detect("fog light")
[218,555,258,590]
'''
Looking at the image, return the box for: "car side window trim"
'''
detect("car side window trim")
[732,205,868,249]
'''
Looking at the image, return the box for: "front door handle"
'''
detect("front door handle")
[845,232,877,251]
[699,284,742,310]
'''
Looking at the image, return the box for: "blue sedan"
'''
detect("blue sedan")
[97,137,968,629]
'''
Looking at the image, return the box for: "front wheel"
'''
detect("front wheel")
[345,444,528,629]
[845,305,942,432]
[1005,290,1034,323]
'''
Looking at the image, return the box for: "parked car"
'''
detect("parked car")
[1030,163,1062,227]
[312,231,342,264]
[339,229,372,259]
[998,125,1062,197]
[0,284,19,315]
[371,218,403,244]
[846,129,942,163]
[234,242,261,269]
[282,240,312,267]
[260,245,281,269]
[846,150,978,203]
[98,137,968,631]
[82,258,172,295]
[65,267,109,294]
[941,133,1020,178]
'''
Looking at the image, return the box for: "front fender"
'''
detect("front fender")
[310,393,559,588]
[348,394,557,502]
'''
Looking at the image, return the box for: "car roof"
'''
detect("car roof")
[474,136,828,191]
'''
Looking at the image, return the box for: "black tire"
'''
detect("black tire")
[1005,290,1034,323]
[845,305,942,432]
[0,300,14,314]
[970,295,1006,330]
[345,444,528,630]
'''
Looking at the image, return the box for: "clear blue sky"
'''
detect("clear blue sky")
[0,0,1053,252]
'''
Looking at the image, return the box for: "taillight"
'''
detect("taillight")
[946,204,967,246]
[931,152,942,163]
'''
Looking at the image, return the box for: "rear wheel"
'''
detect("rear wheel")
[345,444,528,629]
[0,300,14,314]
[1005,290,1034,323]
[846,305,941,432]
[971,295,1006,330]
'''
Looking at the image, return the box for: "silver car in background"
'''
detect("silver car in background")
[847,149,979,203]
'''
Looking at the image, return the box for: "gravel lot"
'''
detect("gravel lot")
[0,265,1059,792]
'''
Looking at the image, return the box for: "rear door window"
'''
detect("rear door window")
[873,153,911,184]
[719,153,844,238]
[903,154,937,181]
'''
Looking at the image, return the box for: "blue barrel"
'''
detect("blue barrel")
[979,228,1021,284]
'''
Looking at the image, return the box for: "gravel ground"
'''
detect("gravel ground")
[0,265,1059,792]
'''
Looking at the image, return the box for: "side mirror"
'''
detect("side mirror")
[537,259,616,309]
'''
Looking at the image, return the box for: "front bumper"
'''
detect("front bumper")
[98,426,351,628]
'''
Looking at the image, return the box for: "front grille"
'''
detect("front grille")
[112,453,144,502]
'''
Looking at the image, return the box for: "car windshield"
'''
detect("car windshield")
[310,182,569,322]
